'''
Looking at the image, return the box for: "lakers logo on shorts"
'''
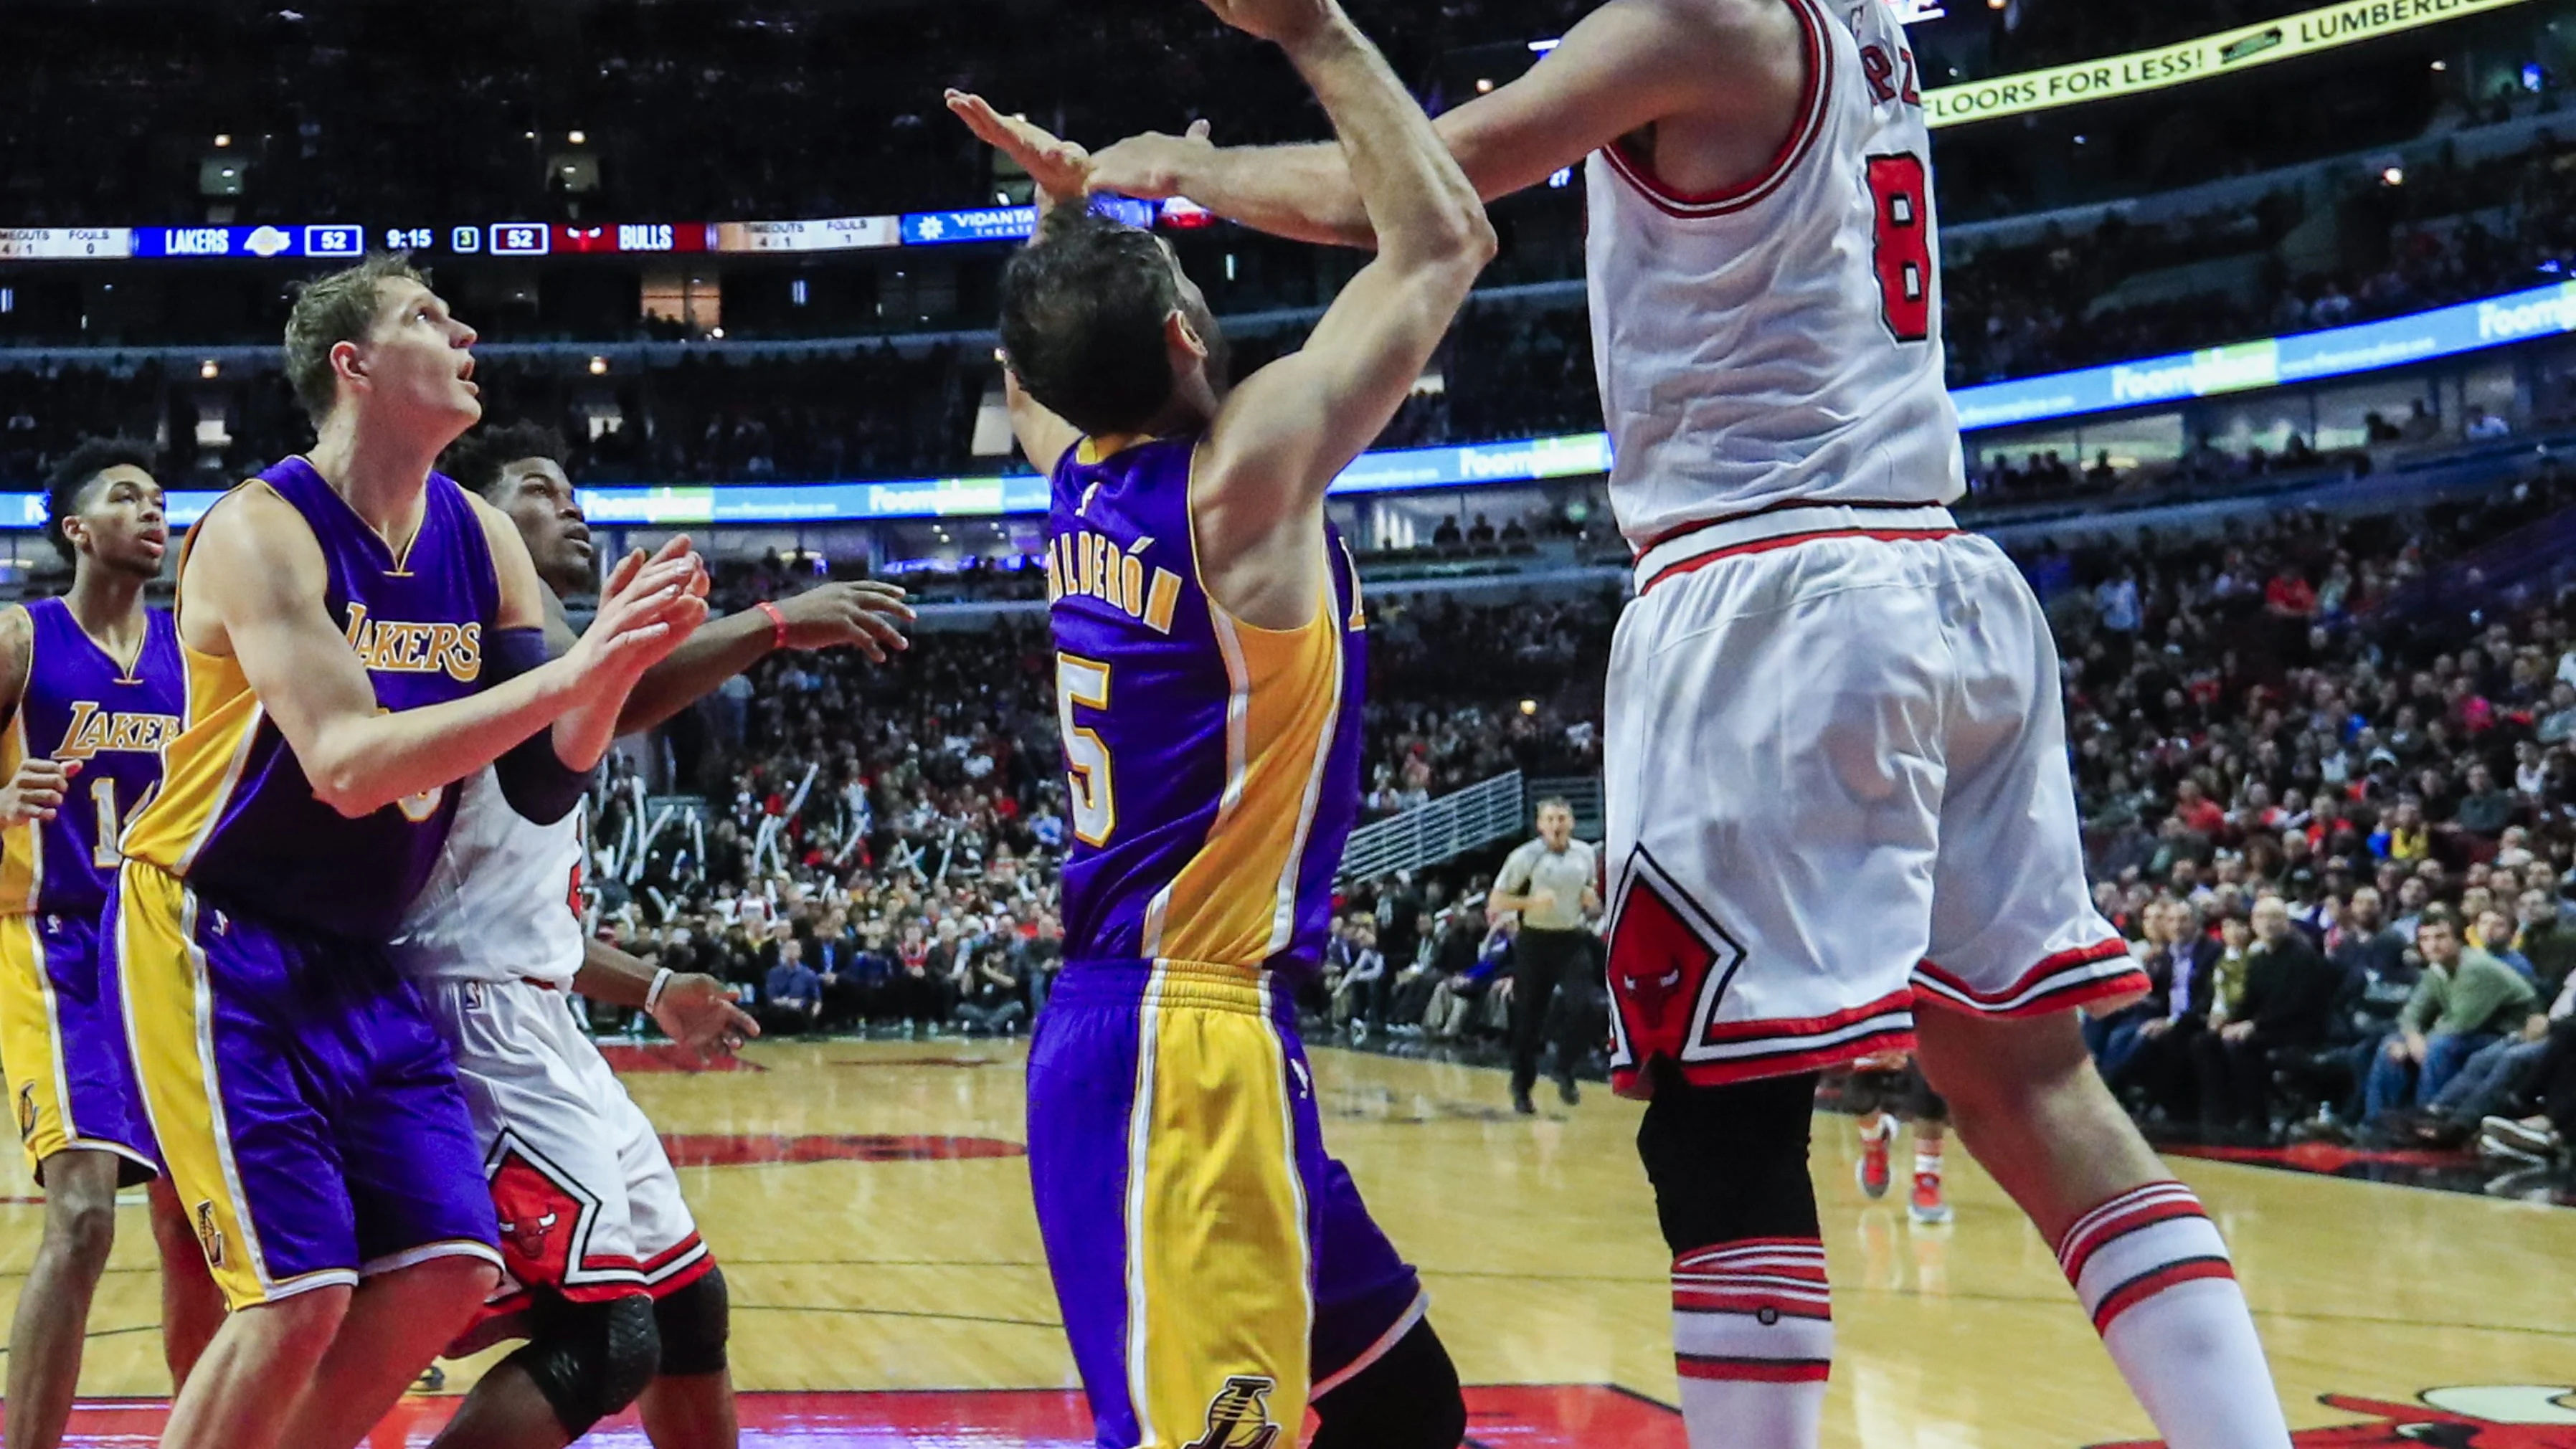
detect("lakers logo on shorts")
[14,1081,34,1142]
[193,1200,225,1270]
[1182,1376,1282,1449]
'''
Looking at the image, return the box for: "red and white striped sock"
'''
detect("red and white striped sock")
[2056,1182,2291,1448]
[1671,1237,1831,1448]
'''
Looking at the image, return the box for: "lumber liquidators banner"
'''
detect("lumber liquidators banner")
[1926,0,2532,128]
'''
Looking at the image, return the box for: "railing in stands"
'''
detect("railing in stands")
[1338,771,1527,883]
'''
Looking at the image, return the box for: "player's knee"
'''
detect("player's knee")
[653,1265,730,1377]
[511,1293,663,1438]
[1310,1318,1466,1449]
[44,1190,118,1269]
[37,1154,122,1267]
[1636,1068,1821,1250]
[409,1253,503,1323]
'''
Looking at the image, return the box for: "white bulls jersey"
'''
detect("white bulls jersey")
[1586,0,1963,553]
[394,766,587,987]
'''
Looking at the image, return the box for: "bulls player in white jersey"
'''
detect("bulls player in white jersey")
[393,421,912,1449]
[1074,1,2295,1444]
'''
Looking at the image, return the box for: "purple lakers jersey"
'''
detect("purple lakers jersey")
[1048,434,1367,974]
[120,457,500,941]
[0,599,184,919]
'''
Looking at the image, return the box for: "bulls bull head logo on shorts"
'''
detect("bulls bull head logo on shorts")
[499,1209,560,1260]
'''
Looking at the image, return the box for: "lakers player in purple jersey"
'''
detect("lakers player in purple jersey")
[0,441,222,1449]
[948,0,1492,1442]
[105,255,709,1449]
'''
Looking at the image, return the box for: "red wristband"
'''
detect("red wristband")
[755,600,789,650]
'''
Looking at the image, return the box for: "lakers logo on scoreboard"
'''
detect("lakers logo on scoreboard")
[2091,1387,2576,1447]
[1182,1375,1283,1449]
[194,1200,225,1270]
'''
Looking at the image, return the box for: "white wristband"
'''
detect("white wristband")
[645,966,674,1012]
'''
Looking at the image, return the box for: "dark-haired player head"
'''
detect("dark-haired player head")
[44,437,169,587]
[441,420,591,597]
[998,206,1231,442]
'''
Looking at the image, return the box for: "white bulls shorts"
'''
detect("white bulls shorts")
[1603,503,2144,1096]
[425,977,711,1310]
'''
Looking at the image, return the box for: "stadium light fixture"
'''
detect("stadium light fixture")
[199,360,219,379]
[589,356,609,376]
[214,134,232,148]
[569,130,587,145]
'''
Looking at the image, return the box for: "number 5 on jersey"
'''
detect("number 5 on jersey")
[1056,653,1115,847]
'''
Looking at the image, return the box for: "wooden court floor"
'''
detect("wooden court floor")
[4,1038,2572,1447]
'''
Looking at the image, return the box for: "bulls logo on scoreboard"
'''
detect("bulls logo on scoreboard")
[2092,1387,2576,1448]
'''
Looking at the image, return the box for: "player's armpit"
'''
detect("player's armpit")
[1004,364,1083,481]
[1193,253,1482,626]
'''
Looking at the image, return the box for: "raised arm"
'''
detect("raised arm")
[947,90,1101,478]
[1089,0,1802,249]
[183,485,703,819]
[1188,0,1496,621]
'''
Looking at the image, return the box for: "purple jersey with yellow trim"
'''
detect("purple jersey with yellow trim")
[120,457,500,941]
[0,599,184,920]
[1046,434,1367,975]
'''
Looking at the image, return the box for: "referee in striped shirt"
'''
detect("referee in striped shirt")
[1490,798,1602,1114]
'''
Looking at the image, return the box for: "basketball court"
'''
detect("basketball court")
[6,1040,2571,1447]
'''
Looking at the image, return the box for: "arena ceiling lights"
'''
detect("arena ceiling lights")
[1925,0,2534,128]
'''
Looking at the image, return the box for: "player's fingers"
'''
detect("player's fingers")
[17,759,69,787]
[849,609,910,655]
[16,786,62,812]
[1187,118,1213,142]
[729,1007,761,1040]
[948,93,1035,158]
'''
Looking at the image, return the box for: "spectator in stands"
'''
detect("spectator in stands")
[762,933,825,1036]
[2189,895,2342,1142]
[2093,900,2215,1118]
[2516,889,2576,999]
[954,936,1028,1036]
[2362,906,2538,1126]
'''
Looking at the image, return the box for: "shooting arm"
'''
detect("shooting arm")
[1097,0,1732,247]
[1193,14,1496,573]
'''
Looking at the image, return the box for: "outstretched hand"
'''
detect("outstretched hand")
[944,91,1092,206]
[652,971,760,1067]
[576,534,711,680]
[1089,120,1216,201]
[776,581,915,665]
